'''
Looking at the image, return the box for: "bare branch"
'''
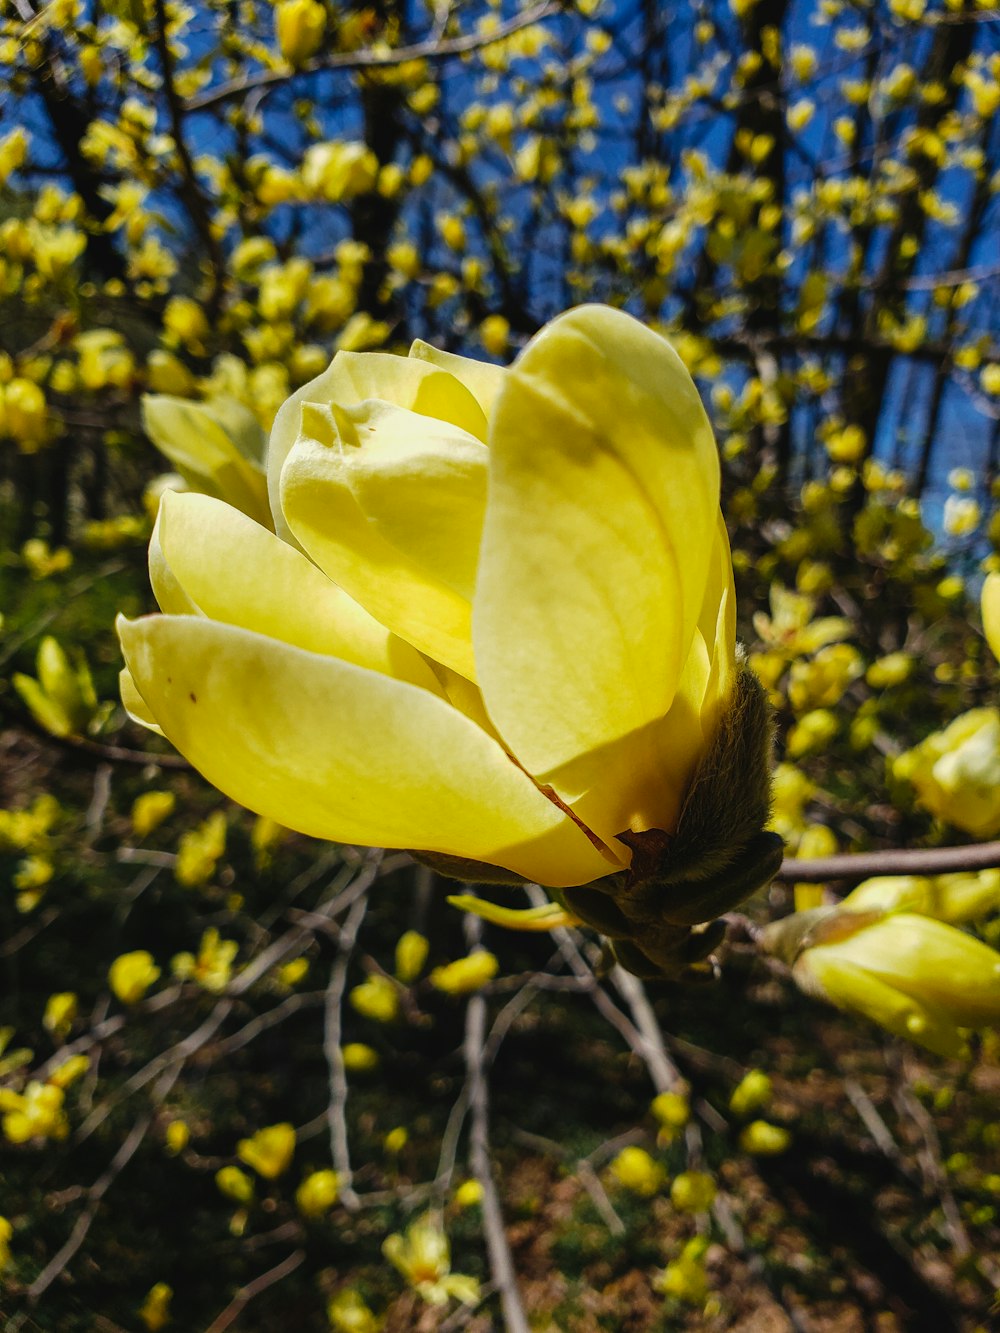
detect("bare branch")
[463,911,530,1333]
[184,1,561,113]
[203,1249,307,1333]
[776,841,1000,883]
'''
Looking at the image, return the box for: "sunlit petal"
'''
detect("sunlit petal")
[118,614,618,887]
[475,304,720,791]
[150,490,441,692]
[267,350,488,540]
[408,340,506,419]
[281,399,486,678]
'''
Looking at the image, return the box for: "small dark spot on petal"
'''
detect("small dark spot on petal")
[189,691,197,703]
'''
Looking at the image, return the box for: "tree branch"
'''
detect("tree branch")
[183,1,561,113]
[776,841,1000,883]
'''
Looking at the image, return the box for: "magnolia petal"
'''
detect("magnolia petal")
[474,304,720,784]
[280,400,486,678]
[700,514,738,729]
[984,572,1000,662]
[120,667,164,735]
[142,395,271,529]
[267,350,488,540]
[557,632,710,843]
[446,894,579,932]
[799,951,964,1059]
[826,914,1000,1027]
[117,615,616,887]
[408,340,506,420]
[149,490,440,693]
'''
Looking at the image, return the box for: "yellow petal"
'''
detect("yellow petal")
[475,304,720,790]
[280,399,486,678]
[116,614,615,887]
[141,395,272,529]
[267,350,488,542]
[984,572,1000,662]
[798,950,963,1059]
[120,667,164,734]
[408,340,506,419]
[150,490,440,692]
[446,894,579,931]
[826,914,1000,1027]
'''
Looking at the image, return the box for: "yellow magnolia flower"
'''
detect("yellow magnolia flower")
[237,1122,296,1179]
[894,708,1000,838]
[382,1214,480,1307]
[763,908,1000,1058]
[984,573,1000,661]
[118,307,780,975]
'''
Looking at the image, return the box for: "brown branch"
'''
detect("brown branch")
[776,841,1000,883]
[463,910,530,1333]
[203,1249,306,1333]
[183,1,560,112]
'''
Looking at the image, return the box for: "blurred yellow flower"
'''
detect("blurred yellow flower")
[894,708,1000,837]
[608,1145,665,1196]
[275,0,326,65]
[296,1168,339,1217]
[349,974,399,1023]
[109,950,160,1004]
[984,573,1000,661]
[764,908,1000,1057]
[237,1122,296,1179]
[382,1214,480,1307]
[429,951,499,995]
[138,1282,173,1332]
[654,1236,710,1305]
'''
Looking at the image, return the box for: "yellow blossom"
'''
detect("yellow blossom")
[215,1165,254,1204]
[654,1236,710,1305]
[141,395,270,527]
[117,307,781,977]
[894,708,1000,837]
[382,1214,480,1307]
[138,1282,173,1332]
[342,1042,379,1072]
[729,1069,773,1117]
[296,1168,339,1217]
[171,927,238,993]
[983,574,1000,660]
[237,1122,296,1179]
[763,908,1000,1057]
[174,810,227,887]
[394,930,429,983]
[109,950,160,1004]
[429,951,499,995]
[608,1145,665,1196]
[327,1288,381,1332]
[479,314,510,358]
[670,1170,716,1212]
[349,974,400,1023]
[42,992,78,1041]
[275,0,326,66]
[131,790,176,839]
[453,1178,484,1209]
[739,1120,791,1155]
[165,1120,189,1155]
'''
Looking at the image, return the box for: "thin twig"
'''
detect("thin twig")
[463,910,530,1333]
[203,1249,306,1333]
[323,892,370,1211]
